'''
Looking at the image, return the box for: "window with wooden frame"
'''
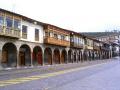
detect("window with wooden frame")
[6,17,13,28]
[54,33,58,39]
[35,28,39,41]
[22,25,27,39]
[14,19,21,29]
[61,35,65,40]
[0,15,4,26]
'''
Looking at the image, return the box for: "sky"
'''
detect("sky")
[0,0,120,32]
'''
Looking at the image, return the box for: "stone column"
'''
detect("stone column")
[51,49,54,65]
[16,50,20,68]
[66,50,68,64]
[0,49,2,70]
[76,51,78,63]
[101,51,103,59]
[111,50,113,58]
[31,51,33,67]
[42,48,44,66]
[81,50,84,62]
[109,51,110,59]
[59,50,62,64]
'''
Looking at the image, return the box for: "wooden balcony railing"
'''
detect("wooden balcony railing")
[71,42,83,48]
[44,37,70,47]
[100,46,110,51]
[22,33,27,39]
[0,26,20,38]
[85,45,93,50]
[93,46,100,50]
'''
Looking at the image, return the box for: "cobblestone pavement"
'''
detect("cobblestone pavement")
[0,57,119,90]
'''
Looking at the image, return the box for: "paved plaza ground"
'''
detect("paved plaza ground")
[0,57,119,90]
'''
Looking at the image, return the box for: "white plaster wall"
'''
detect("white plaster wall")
[66,36,70,41]
[20,21,44,43]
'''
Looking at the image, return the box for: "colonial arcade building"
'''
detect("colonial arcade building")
[0,8,117,69]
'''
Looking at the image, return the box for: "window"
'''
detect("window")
[35,29,39,41]
[54,33,58,39]
[50,32,53,37]
[14,19,21,29]
[0,16,4,26]
[61,35,65,40]
[6,17,13,27]
[22,25,27,39]
[45,31,48,37]
[22,25,27,33]
[58,35,61,39]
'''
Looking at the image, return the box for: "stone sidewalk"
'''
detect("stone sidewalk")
[0,57,118,78]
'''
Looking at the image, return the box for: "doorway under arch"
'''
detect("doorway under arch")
[19,44,31,66]
[44,47,52,65]
[53,48,60,64]
[2,43,17,67]
[61,49,67,63]
[33,46,42,65]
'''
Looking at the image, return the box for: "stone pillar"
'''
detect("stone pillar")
[71,51,73,63]
[99,51,101,60]
[72,51,74,63]
[42,48,44,66]
[79,51,81,62]
[101,51,103,59]
[16,50,20,68]
[31,51,33,67]
[59,50,62,64]
[76,52,78,63]
[109,51,110,59]
[81,50,84,62]
[66,50,68,64]
[111,50,113,58]
[0,49,2,70]
[99,51,100,60]
[97,51,99,60]
[51,49,54,65]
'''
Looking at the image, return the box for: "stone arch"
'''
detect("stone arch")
[33,46,42,65]
[61,49,67,63]
[44,47,52,65]
[53,48,60,64]
[2,42,17,67]
[19,44,31,66]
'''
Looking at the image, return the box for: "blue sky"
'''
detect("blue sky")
[1,0,120,32]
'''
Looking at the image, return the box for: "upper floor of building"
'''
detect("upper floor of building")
[0,8,44,43]
[0,8,119,49]
[43,24,70,47]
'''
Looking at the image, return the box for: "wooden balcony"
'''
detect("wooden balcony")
[22,33,27,39]
[71,42,83,48]
[44,37,70,47]
[100,46,110,51]
[0,26,20,38]
[93,46,100,50]
[85,45,93,50]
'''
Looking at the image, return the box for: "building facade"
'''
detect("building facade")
[0,8,118,69]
